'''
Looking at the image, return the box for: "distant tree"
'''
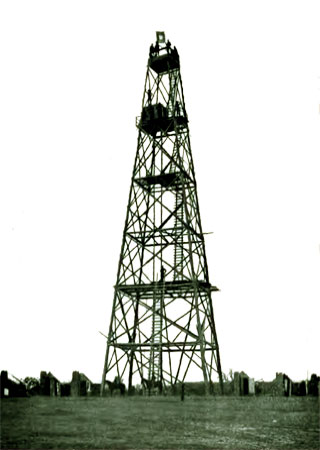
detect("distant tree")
[24,377,40,395]
[114,376,123,384]
[222,369,234,382]
[134,384,143,395]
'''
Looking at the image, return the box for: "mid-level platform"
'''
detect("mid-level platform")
[115,280,219,299]
[134,171,191,189]
[138,103,188,136]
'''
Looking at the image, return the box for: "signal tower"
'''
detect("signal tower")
[101,32,223,394]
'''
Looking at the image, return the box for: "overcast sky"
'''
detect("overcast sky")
[1,0,319,384]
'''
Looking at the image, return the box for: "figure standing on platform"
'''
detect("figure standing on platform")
[160,266,166,282]
[175,101,180,116]
[166,40,171,53]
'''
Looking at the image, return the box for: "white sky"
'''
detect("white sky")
[1,0,319,384]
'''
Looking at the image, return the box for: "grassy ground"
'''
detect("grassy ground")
[1,395,319,449]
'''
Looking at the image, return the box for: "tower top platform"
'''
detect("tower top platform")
[148,34,180,74]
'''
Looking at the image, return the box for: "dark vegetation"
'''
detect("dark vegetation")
[1,396,319,449]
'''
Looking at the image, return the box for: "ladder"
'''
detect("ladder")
[174,190,184,280]
[168,69,178,118]
[149,282,164,383]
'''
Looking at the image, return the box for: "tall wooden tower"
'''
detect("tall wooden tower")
[101,32,223,394]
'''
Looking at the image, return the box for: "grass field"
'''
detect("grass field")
[1,395,319,449]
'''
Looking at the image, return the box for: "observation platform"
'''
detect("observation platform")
[137,103,188,136]
[148,49,180,74]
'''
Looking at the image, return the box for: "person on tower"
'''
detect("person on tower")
[175,101,180,116]
[172,46,179,60]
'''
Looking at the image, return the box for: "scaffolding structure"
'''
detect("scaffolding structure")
[101,32,223,394]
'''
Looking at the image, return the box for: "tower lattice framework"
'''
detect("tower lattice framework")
[101,33,223,394]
